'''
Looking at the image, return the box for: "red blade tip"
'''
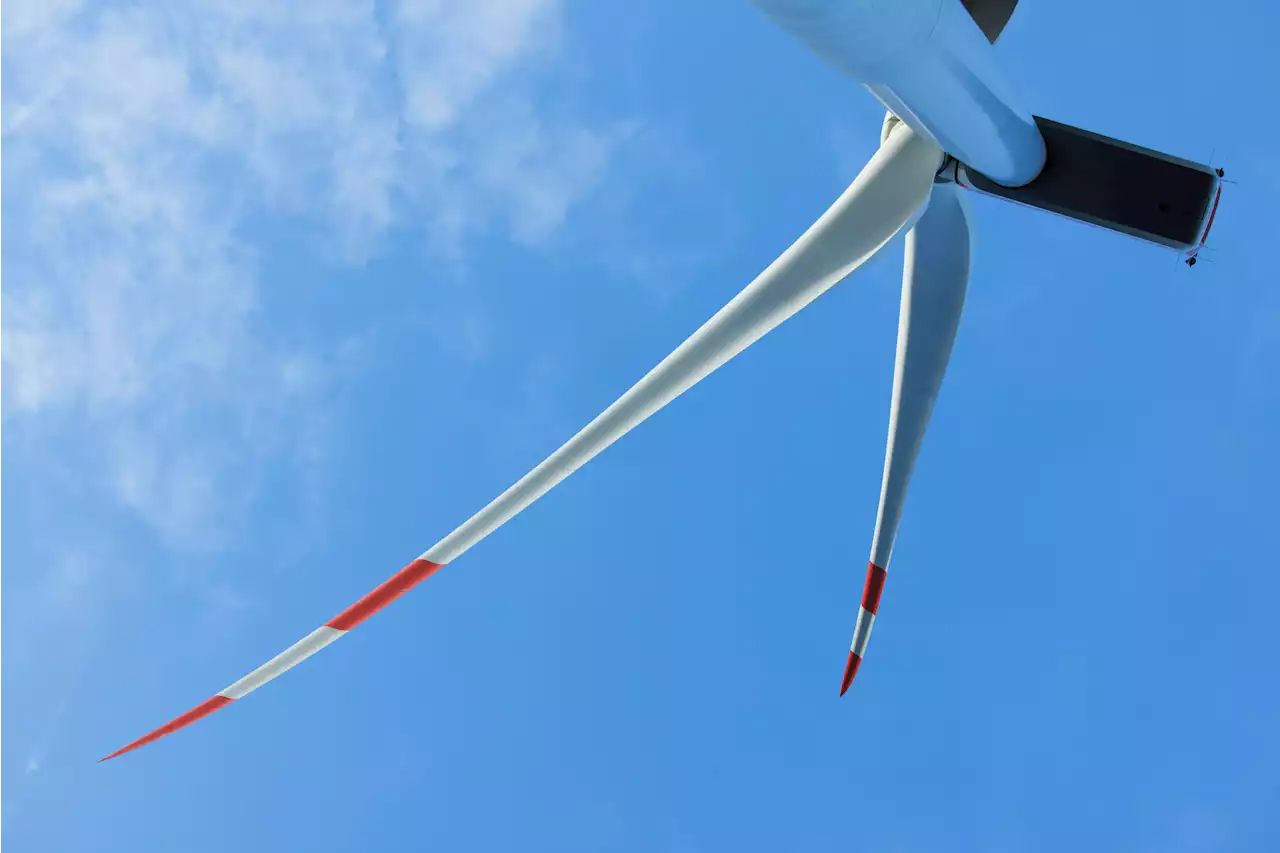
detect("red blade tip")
[839,651,861,696]
[99,694,234,762]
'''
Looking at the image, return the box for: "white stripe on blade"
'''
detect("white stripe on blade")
[219,627,345,700]
[850,607,876,657]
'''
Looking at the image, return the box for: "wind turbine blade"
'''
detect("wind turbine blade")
[841,180,972,695]
[102,124,943,762]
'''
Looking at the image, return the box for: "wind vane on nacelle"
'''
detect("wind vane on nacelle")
[103,0,1223,761]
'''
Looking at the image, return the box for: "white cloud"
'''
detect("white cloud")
[2,0,632,550]
[393,0,560,131]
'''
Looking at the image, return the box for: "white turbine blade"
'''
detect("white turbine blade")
[103,124,944,761]
[841,179,972,694]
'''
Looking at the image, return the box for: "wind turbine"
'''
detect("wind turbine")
[103,0,1222,761]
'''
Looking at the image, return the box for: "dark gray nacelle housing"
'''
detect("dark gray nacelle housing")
[955,119,1220,251]
[954,0,1220,251]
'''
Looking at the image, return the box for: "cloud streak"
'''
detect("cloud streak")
[2,0,633,548]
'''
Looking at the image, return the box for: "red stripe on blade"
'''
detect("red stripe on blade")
[326,559,444,631]
[839,652,862,696]
[101,695,234,762]
[861,562,887,615]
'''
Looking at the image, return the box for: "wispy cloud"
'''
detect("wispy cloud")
[1,8,641,799]
[2,0,633,551]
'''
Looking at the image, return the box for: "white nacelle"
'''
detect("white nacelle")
[749,0,1046,187]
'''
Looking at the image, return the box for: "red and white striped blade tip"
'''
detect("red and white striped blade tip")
[839,652,862,696]
[99,695,234,762]
[100,558,445,762]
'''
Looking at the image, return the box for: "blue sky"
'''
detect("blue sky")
[4,0,1278,850]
